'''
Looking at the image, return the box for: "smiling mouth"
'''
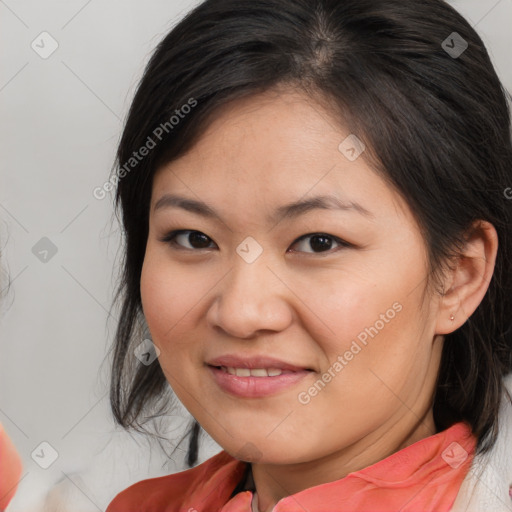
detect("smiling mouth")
[207,364,313,398]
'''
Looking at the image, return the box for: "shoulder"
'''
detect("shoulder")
[0,423,23,510]
[106,449,245,512]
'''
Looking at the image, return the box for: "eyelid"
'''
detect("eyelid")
[159,229,217,250]
[159,229,352,254]
[290,233,352,253]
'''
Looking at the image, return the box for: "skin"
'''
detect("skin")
[140,87,498,512]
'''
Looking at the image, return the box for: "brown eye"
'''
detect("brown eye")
[161,230,216,250]
[290,233,350,254]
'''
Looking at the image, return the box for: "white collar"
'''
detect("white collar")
[451,373,512,512]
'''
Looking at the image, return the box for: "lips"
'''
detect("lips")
[206,354,314,398]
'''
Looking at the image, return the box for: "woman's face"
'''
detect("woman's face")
[140,88,445,467]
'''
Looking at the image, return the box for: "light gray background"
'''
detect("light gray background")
[1,1,511,510]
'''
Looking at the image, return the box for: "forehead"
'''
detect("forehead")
[151,88,410,223]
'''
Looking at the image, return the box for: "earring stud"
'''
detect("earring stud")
[450,314,455,321]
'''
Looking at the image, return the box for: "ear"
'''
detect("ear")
[436,220,498,335]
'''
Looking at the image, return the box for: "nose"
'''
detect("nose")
[206,255,293,339]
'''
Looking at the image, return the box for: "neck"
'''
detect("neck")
[251,408,437,512]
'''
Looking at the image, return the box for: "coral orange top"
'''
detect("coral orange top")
[0,423,23,511]
[107,421,476,512]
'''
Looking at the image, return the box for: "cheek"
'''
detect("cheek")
[140,248,212,375]
[140,241,200,321]
[140,250,190,348]
[301,253,430,396]
[140,256,170,331]
[294,269,407,359]
[316,286,431,412]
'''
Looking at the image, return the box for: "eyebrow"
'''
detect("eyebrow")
[153,193,374,223]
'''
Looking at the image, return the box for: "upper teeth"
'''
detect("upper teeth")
[221,367,283,377]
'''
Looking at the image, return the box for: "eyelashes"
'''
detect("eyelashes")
[159,229,352,255]
[161,230,215,250]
